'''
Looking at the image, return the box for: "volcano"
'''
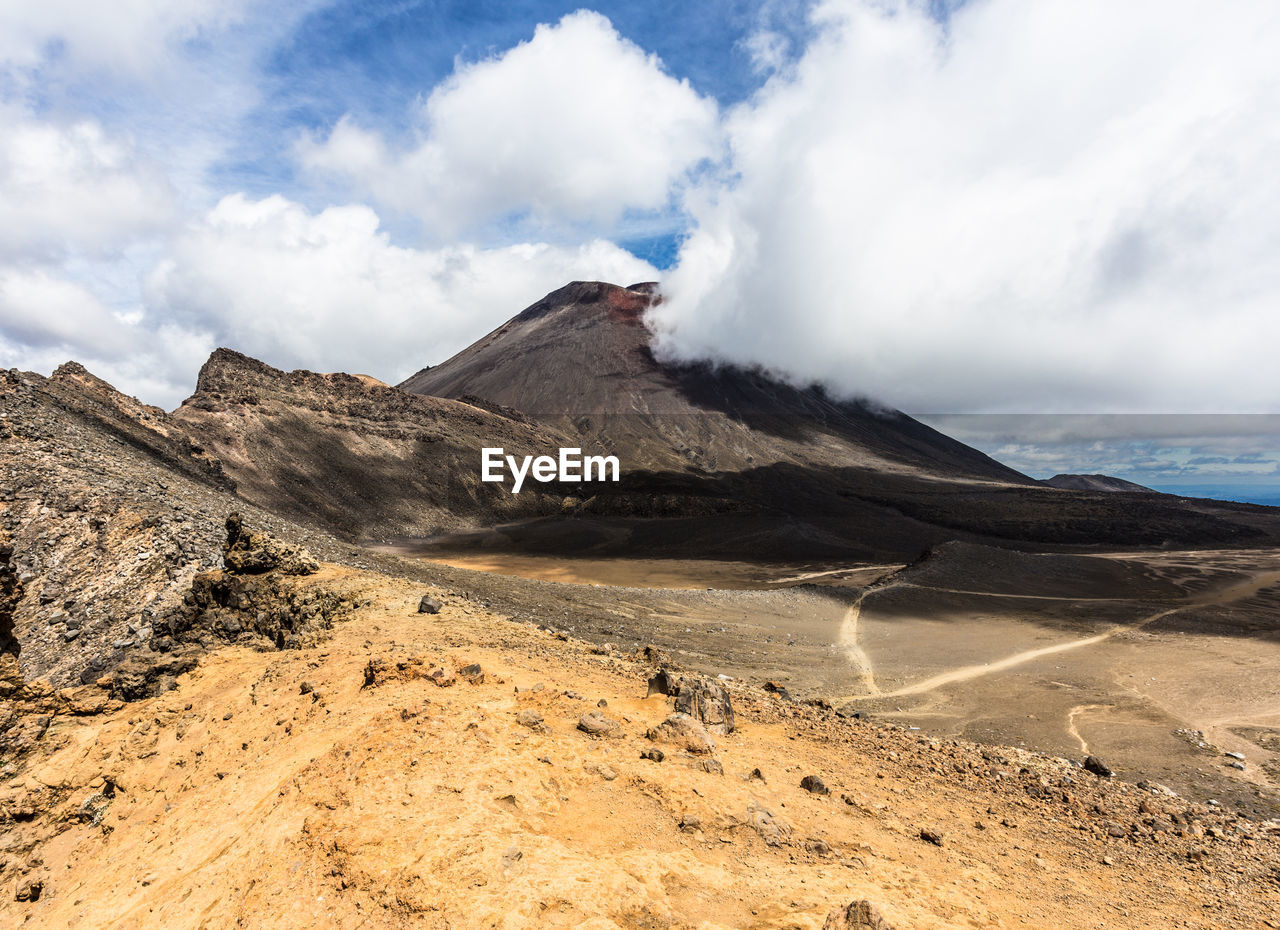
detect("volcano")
[396,282,1280,561]
[399,281,1026,482]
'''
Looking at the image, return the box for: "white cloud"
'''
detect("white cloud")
[300,10,720,238]
[0,0,251,74]
[0,268,137,354]
[0,110,175,261]
[144,193,656,391]
[653,0,1280,413]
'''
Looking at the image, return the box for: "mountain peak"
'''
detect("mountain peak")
[193,348,283,396]
[513,280,659,327]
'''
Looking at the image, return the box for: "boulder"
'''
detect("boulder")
[646,668,735,735]
[517,709,545,730]
[1084,755,1113,778]
[646,713,716,754]
[746,802,792,847]
[222,512,319,576]
[823,900,894,930]
[800,774,831,796]
[577,710,621,738]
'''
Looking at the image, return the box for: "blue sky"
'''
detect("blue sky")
[1,0,1279,490]
[223,1,812,221]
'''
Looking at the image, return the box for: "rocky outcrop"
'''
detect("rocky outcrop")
[0,543,21,697]
[223,512,319,576]
[171,349,575,539]
[647,669,735,735]
[152,515,348,656]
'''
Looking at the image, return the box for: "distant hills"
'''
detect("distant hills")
[1043,474,1156,493]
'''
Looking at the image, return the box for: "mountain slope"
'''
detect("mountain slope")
[170,349,574,539]
[1045,473,1157,493]
[400,281,1029,484]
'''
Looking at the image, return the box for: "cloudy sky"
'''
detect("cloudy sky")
[2,1,1278,491]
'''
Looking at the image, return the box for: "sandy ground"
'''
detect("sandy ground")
[373,549,893,592]
[4,564,1279,929]
[381,547,1280,819]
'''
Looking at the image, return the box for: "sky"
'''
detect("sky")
[2,0,1279,490]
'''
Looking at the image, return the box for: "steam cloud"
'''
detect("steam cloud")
[651,0,1280,414]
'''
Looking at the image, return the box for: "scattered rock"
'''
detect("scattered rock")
[418,595,442,615]
[822,899,894,930]
[800,774,830,796]
[361,655,453,689]
[299,680,315,694]
[14,878,43,902]
[457,663,484,684]
[807,837,832,856]
[679,813,701,833]
[747,802,792,847]
[763,681,795,702]
[692,758,724,775]
[577,710,621,738]
[516,709,545,730]
[586,762,618,781]
[640,748,665,762]
[919,828,944,846]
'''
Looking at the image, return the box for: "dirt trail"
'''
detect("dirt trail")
[837,598,880,696]
[1066,704,1110,755]
[871,610,1177,699]
[838,567,1280,702]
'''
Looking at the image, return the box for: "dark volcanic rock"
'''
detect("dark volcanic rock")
[1085,756,1114,778]
[172,348,573,540]
[801,774,831,796]
[223,512,318,576]
[0,543,22,697]
[149,515,353,667]
[418,595,442,615]
[106,652,201,701]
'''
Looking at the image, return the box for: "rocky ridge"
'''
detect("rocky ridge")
[171,348,577,538]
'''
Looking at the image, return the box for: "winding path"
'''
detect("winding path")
[837,567,1280,701]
